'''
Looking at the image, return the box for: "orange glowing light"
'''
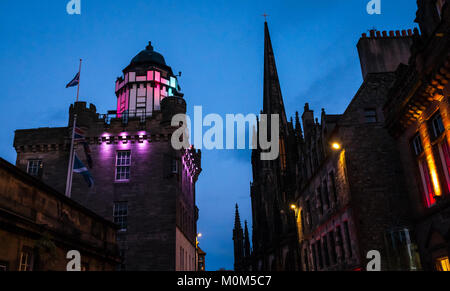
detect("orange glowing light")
[332,143,341,150]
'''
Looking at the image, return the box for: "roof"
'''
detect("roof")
[0,158,118,229]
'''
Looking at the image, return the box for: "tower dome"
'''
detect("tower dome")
[130,42,166,66]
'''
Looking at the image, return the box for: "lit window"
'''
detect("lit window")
[0,261,8,271]
[418,159,437,207]
[412,134,424,156]
[364,109,377,123]
[429,112,445,140]
[113,202,128,231]
[438,141,450,193]
[436,256,450,271]
[116,151,131,181]
[27,160,42,177]
[18,250,33,271]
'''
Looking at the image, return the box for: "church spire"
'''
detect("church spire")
[263,22,288,128]
[244,220,251,257]
[233,204,244,271]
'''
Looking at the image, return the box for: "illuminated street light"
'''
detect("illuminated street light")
[290,204,297,210]
[332,142,341,150]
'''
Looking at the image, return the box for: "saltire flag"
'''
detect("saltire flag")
[66,72,80,88]
[73,154,94,188]
[74,127,85,142]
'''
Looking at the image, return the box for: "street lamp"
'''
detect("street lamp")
[331,142,341,150]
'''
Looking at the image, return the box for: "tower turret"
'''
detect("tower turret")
[115,42,182,118]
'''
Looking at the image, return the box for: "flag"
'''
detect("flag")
[66,72,80,88]
[83,142,93,168]
[74,127,85,142]
[73,154,94,188]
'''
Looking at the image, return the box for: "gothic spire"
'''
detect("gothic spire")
[234,204,242,231]
[244,220,251,257]
[263,22,288,129]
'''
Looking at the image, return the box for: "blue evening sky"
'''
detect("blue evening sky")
[0,0,417,270]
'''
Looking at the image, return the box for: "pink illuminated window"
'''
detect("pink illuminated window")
[438,141,450,194]
[147,71,154,81]
[155,71,161,83]
[419,159,437,207]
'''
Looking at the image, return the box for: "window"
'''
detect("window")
[329,171,338,203]
[336,226,345,260]
[322,236,330,267]
[436,0,446,19]
[0,261,8,271]
[412,134,424,156]
[328,231,337,265]
[171,159,178,174]
[438,141,450,194]
[116,151,131,181]
[18,249,33,271]
[113,202,128,231]
[436,256,450,271]
[316,187,323,215]
[322,179,330,209]
[364,108,377,123]
[418,159,437,208]
[27,160,42,177]
[316,241,323,269]
[303,249,309,271]
[429,112,445,140]
[343,221,353,258]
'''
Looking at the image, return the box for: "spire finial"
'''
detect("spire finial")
[146,41,154,51]
[262,13,269,22]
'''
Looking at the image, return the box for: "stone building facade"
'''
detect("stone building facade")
[384,0,450,271]
[0,158,120,271]
[234,4,441,271]
[13,43,202,271]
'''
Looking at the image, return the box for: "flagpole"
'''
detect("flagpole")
[65,59,82,198]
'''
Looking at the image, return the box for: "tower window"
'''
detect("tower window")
[412,134,424,156]
[27,160,42,177]
[116,151,131,181]
[113,202,128,231]
[429,112,445,140]
[364,108,377,123]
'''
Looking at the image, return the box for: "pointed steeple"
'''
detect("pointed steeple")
[263,22,288,129]
[244,220,251,257]
[233,204,244,270]
[234,204,242,230]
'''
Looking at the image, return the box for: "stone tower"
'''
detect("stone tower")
[13,42,202,271]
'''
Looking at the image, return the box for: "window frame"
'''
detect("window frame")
[113,201,128,232]
[18,249,33,271]
[26,159,42,177]
[115,150,131,182]
[364,108,378,123]
[429,112,445,140]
